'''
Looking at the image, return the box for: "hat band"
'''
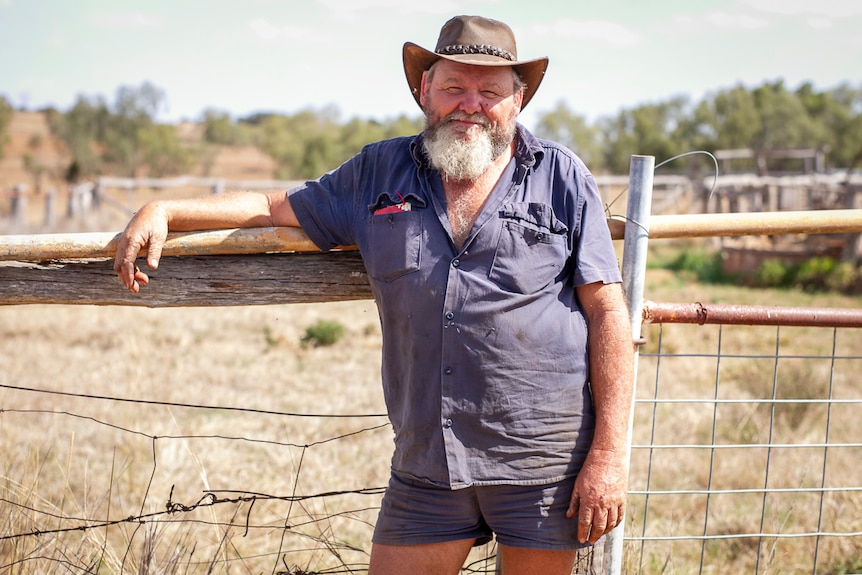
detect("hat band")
[437,44,515,61]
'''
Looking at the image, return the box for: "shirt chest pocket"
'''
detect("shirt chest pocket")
[365,211,423,282]
[489,202,569,293]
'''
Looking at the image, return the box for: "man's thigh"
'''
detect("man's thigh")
[497,545,578,575]
[368,540,475,575]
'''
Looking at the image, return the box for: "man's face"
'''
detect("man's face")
[419,59,523,182]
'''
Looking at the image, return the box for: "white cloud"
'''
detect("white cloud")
[705,11,769,30]
[533,19,641,48]
[741,0,862,28]
[88,11,164,29]
[246,17,315,42]
[315,0,496,17]
[743,0,862,18]
[663,10,770,35]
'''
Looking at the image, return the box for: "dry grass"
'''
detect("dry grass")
[1,265,861,573]
[0,301,397,573]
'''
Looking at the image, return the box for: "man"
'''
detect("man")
[114,15,634,575]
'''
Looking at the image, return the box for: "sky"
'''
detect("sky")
[1,0,861,131]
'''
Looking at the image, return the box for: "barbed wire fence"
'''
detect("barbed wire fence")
[0,382,400,574]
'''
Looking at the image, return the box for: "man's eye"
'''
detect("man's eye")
[444,86,463,94]
[481,91,502,99]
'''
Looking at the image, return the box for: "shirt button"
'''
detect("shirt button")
[452,258,460,268]
[536,232,545,241]
[443,418,453,429]
[445,311,454,320]
[443,367,453,375]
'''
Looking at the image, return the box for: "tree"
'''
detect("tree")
[594,97,694,174]
[752,81,824,154]
[535,101,602,169]
[202,108,236,146]
[799,83,862,169]
[201,108,260,147]
[102,81,167,176]
[48,95,110,179]
[22,134,48,193]
[138,123,190,177]
[382,114,424,139]
[702,85,762,152]
[0,95,12,161]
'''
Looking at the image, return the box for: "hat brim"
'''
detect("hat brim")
[402,42,548,111]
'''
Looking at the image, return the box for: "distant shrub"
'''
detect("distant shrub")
[667,249,731,284]
[769,257,860,294]
[301,320,345,348]
[651,245,860,294]
[825,262,861,293]
[794,257,836,291]
[753,259,793,288]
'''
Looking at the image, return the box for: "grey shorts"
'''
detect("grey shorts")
[372,471,589,550]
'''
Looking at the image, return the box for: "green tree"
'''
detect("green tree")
[0,95,12,161]
[201,108,261,147]
[202,108,236,145]
[381,114,424,139]
[260,107,343,179]
[339,117,387,160]
[799,83,862,169]
[597,97,692,173]
[139,123,190,177]
[49,82,194,179]
[534,100,602,169]
[752,80,824,154]
[22,134,48,193]
[47,94,110,179]
[102,81,166,176]
[703,85,762,151]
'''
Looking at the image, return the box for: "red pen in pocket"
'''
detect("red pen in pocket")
[374,191,411,215]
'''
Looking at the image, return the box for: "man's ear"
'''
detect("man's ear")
[514,86,525,113]
[419,70,430,107]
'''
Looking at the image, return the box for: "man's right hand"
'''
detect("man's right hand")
[113,202,169,293]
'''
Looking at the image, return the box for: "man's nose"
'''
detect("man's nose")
[457,90,484,114]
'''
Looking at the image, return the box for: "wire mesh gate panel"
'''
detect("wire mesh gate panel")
[626,302,862,574]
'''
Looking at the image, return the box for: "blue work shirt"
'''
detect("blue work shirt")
[289,124,621,488]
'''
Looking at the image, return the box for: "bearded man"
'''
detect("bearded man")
[115,15,634,575]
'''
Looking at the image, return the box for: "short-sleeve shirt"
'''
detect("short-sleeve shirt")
[289,124,621,489]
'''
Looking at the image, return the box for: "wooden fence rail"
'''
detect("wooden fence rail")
[1,209,861,307]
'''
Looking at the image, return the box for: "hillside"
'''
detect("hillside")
[0,111,279,231]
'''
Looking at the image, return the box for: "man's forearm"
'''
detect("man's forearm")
[149,191,277,232]
[588,306,635,455]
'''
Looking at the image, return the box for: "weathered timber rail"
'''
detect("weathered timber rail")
[0,252,371,307]
[1,209,861,307]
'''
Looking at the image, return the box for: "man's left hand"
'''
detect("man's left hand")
[566,447,628,545]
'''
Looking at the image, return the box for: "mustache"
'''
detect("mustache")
[441,112,492,129]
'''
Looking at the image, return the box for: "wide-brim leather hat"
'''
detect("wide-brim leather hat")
[403,15,549,111]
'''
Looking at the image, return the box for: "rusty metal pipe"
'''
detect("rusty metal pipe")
[642,300,862,328]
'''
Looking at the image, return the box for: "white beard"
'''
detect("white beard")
[422,112,514,183]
